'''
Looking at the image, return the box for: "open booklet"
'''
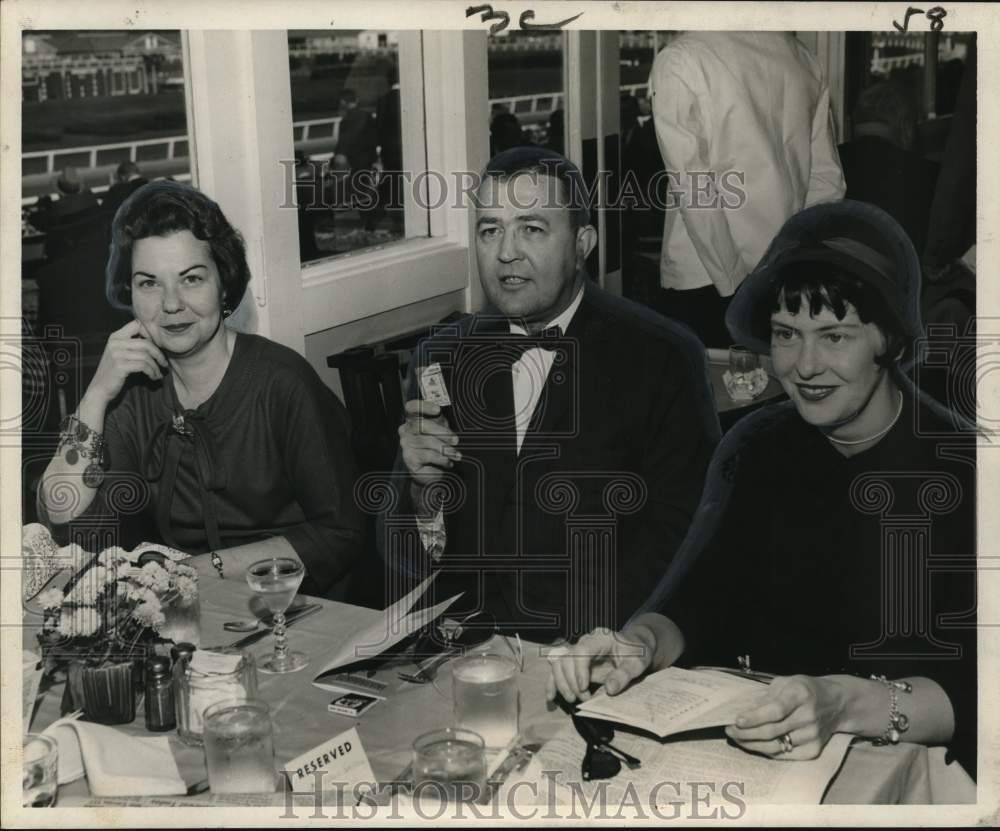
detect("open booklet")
[311,572,462,683]
[575,666,772,737]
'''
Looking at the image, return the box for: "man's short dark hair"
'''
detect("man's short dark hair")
[481,146,592,230]
[105,180,250,312]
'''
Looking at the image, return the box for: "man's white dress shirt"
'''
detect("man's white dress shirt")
[416,289,585,557]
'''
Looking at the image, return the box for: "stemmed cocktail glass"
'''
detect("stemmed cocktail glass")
[245,558,307,674]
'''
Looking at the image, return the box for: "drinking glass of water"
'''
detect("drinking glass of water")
[22,734,58,807]
[452,653,519,749]
[412,727,487,804]
[726,345,763,401]
[729,344,759,375]
[245,557,307,673]
[203,699,276,794]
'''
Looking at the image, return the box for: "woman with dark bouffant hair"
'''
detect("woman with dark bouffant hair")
[39,181,362,596]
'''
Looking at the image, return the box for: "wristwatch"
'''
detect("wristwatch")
[210,550,225,579]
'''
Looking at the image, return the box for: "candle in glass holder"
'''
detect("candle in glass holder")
[175,649,257,745]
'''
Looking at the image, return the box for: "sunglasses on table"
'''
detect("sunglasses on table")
[552,691,641,781]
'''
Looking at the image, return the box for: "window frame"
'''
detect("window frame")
[184,29,488,352]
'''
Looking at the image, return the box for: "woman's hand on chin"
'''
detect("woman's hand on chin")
[88,320,169,404]
[725,674,848,760]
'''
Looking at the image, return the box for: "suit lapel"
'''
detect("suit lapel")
[524,289,608,443]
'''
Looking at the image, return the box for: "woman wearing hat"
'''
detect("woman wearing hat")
[38,181,363,596]
[546,201,976,777]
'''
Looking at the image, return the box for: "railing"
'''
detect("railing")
[23,135,191,177]
[22,84,655,204]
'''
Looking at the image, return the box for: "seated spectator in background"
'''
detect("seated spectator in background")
[490,111,526,156]
[44,168,107,260]
[648,31,845,348]
[103,161,149,218]
[335,88,378,174]
[838,81,939,257]
[51,167,99,222]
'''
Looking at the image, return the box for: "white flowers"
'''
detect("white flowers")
[37,588,64,610]
[134,600,166,629]
[56,605,100,637]
[39,544,200,652]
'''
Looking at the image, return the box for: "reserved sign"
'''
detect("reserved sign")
[283,727,377,794]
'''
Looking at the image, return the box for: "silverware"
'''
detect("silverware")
[488,741,542,787]
[211,603,322,650]
[397,648,458,684]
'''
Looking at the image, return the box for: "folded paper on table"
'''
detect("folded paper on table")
[576,667,770,738]
[23,649,43,734]
[43,716,185,796]
[511,726,853,806]
[312,572,462,681]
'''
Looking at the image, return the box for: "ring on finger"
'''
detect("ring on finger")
[777,733,794,754]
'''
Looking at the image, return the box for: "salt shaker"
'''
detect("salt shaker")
[145,655,176,732]
[170,642,196,731]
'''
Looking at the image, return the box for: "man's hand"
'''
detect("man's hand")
[399,400,462,488]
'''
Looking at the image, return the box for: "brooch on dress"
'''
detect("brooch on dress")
[171,413,195,438]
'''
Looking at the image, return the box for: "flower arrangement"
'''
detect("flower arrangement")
[36,544,198,667]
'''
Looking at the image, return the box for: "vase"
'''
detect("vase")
[66,659,139,725]
[159,594,201,647]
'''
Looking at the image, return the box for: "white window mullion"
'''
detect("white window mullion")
[183,30,303,353]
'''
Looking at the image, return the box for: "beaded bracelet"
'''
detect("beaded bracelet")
[870,675,912,745]
[58,414,106,488]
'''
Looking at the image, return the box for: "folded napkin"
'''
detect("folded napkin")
[43,716,186,797]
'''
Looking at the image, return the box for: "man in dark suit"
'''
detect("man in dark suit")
[335,88,378,173]
[388,148,718,641]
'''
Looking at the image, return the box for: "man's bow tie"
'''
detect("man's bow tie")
[502,326,563,361]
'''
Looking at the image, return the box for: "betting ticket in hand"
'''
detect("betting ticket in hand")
[418,363,452,407]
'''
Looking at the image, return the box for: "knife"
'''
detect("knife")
[214,603,322,650]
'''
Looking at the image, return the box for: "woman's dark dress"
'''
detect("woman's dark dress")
[68,332,363,596]
[665,395,977,776]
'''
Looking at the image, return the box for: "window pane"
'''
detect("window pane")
[487,31,565,155]
[21,30,190,330]
[844,31,975,165]
[20,30,192,520]
[287,30,407,264]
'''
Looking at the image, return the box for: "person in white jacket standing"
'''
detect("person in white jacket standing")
[648,31,846,346]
